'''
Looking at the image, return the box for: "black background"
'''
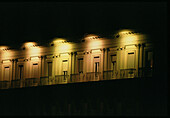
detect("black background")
[0,2,167,47]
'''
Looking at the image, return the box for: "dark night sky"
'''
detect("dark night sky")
[0,2,167,48]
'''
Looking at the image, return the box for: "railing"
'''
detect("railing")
[70,73,79,83]
[86,72,101,82]
[40,76,49,86]
[48,76,56,85]
[40,76,58,85]
[103,70,119,80]
[55,75,69,84]
[24,78,40,87]
[138,67,152,78]
[70,73,86,83]
[120,69,137,79]
[70,72,102,83]
[0,81,10,89]
[11,79,21,88]
[0,68,153,90]
[40,75,70,85]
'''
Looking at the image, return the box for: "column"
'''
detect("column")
[141,44,145,77]
[139,44,143,68]
[136,44,141,77]
[68,52,72,83]
[100,48,104,80]
[53,55,57,78]
[104,48,109,71]
[56,55,59,75]
[74,52,77,74]
[142,44,145,68]
[13,59,17,80]
[84,52,87,74]
[39,56,42,79]
[41,56,45,77]
[116,48,121,79]
[71,52,74,74]
[52,55,55,79]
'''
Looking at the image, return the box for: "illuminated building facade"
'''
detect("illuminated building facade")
[0,29,153,89]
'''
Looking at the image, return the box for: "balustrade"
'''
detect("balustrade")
[0,68,152,89]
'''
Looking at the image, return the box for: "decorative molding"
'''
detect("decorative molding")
[135,44,141,48]
[2,59,11,63]
[74,52,77,55]
[30,56,39,61]
[109,47,117,51]
[116,47,124,50]
[24,59,29,61]
[18,58,25,62]
[91,49,101,53]
[46,54,54,59]
[125,45,136,49]
[77,51,85,55]
[90,50,92,53]
[142,43,146,47]
[59,53,69,57]
[85,51,89,54]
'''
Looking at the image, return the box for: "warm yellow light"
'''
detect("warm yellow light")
[119,29,133,35]
[92,49,101,53]
[54,43,72,53]
[53,38,67,44]
[84,34,100,41]
[88,40,102,48]
[0,46,14,59]
[26,47,41,56]
[82,34,104,50]
[2,60,11,63]
[23,42,42,56]
[31,56,39,61]
[123,35,137,43]
[23,42,37,48]
[52,38,72,53]
[0,46,9,50]
[116,29,139,46]
[59,44,70,50]
[86,38,104,50]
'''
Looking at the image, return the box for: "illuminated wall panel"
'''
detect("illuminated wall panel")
[4,67,10,81]
[62,60,68,72]
[48,62,52,77]
[18,65,24,79]
[78,58,83,73]
[119,50,125,69]
[32,63,39,78]
[127,52,135,69]
[25,61,30,79]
